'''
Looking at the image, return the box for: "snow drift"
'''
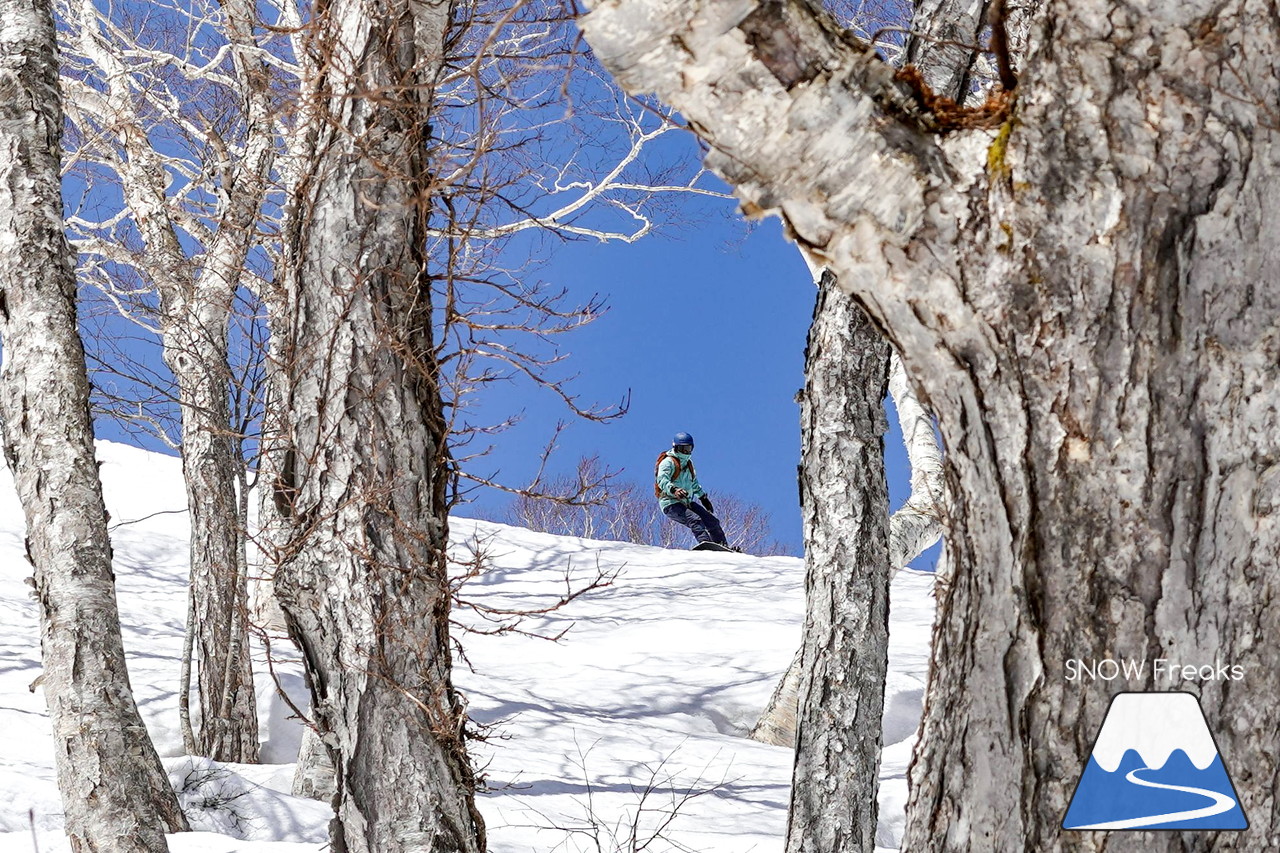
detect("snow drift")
[0,441,934,852]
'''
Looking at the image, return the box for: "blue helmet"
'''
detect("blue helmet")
[672,432,695,449]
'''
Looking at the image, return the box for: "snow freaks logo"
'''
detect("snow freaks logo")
[1062,692,1248,831]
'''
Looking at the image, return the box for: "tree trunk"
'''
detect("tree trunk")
[271,0,485,850]
[751,646,804,748]
[902,0,989,100]
[0,0,189,846]
[584,0,1280,849]
[291,727,337,801]
[175,0,275,763]
[786,272,892,853]
[168,312,259,763]
[752,349,941,751]
[904,0,1041,102]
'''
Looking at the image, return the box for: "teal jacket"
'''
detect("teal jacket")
[655,450,706,509]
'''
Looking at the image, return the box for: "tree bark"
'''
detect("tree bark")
[786,272,892,853]
[751,646,804,748]
[271,0,485,849]
[177,0,274,763]
[291,726,337,801]
[170,311,259,762]
[904,0,1042,101]
[903,0,989,100]
[584,0,1280,849]
[0,0,189,846]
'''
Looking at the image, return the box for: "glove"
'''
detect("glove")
[673,488,689,500]
[700,495,714,513]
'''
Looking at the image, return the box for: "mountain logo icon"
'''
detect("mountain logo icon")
[1063,691,1248,831]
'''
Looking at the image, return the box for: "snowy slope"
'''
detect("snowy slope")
[0,441,934,852]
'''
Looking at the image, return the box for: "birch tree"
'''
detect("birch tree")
[584,0,1280,848]
[750,263,942,846]
[59,0,287,761]
[886,355,944,571]
[0,0,189,845]
[270,0,486,848]
[785,271,892,852]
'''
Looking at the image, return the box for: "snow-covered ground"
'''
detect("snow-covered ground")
[0,441,935,852]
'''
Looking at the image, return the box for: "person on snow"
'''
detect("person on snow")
[655,432,730,548]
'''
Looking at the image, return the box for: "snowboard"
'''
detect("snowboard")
[692,541,737,553]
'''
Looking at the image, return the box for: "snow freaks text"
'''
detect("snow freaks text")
[1065,658,1245,683]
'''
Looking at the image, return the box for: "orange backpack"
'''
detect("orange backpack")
[654,451,696,498]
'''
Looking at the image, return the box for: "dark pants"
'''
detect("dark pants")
[662,501,727,545]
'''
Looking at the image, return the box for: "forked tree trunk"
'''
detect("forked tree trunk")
[67,0,273,762]
[584,0,1280,848]
[271,0,485,849]
[0,0,188,846]
[175,0,275,761]
[786,272,892,852]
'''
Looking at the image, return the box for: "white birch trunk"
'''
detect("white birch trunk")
[752,344,943,754]
[171,311,259,762]
[584,0,1280,848]
[902,0,1039,102]
[290,727,336,801]
[271,0,486,849]
[886,353,944,570]
[901,0,989,99]
[751,646,804,748]
[786,272,892,852]
[0,0,188,846]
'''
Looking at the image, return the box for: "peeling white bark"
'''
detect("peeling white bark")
[0,0,188,846]
[887,352,944,572]
[585,0,1280,848]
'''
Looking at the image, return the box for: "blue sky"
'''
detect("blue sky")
[451,193,815,549]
